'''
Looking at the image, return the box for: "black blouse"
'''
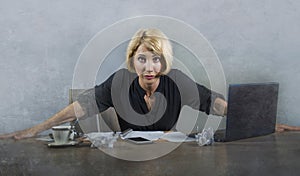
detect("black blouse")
[77,69,224,131]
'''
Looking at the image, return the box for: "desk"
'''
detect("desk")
[1,132,300,176]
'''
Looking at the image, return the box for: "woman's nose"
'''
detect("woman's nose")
[145,60,154,71]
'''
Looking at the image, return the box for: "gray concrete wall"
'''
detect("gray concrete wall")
[1,0,300,133]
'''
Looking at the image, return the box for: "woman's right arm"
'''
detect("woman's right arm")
[0,101,85,140]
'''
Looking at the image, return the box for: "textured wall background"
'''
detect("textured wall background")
[1,0,300,133]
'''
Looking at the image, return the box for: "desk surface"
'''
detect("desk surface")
[1,132,300,176]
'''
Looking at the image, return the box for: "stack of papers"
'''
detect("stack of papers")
[88,131,196,142]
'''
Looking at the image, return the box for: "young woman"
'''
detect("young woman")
[0,29,297,140]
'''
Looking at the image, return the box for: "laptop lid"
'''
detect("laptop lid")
[223,82,279,142]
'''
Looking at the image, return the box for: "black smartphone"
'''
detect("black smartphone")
[125,137,153,144]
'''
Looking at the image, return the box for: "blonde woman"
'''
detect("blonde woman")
[0,29,296,140]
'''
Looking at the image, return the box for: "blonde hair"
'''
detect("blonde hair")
[126,28,173,75]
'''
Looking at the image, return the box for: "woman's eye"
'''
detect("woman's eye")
[138,57,146,63]
[153,57,160,63]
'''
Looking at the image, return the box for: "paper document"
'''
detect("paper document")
[86,131,195,143]
[121,131,195,142]
[160,132,196,142]
[121,131,164,141]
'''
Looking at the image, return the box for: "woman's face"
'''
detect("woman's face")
[133,44,162,87]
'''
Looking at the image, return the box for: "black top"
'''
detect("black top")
[77,69,224,131]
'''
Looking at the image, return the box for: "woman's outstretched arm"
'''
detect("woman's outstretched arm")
[0,101,85,140]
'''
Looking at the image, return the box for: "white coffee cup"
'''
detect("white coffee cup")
[52,126,71,144]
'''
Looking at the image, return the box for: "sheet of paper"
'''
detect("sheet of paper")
[160,131,196,142]
[121,131,164,141]
[86,131,195,142]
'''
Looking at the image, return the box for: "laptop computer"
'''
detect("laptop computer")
[214,82,279,142]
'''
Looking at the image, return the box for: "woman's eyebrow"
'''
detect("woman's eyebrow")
[152,53,160,57]
[136,53,159,57]
[137,54,146,57]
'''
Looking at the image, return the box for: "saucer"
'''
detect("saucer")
[48,141,78,147]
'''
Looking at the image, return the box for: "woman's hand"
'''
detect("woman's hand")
[0,128,37,140]
[275,124,300,132]
[213,98,228,116]
[0,102,84,140]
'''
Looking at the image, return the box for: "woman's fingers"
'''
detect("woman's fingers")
[276,124,300,132]
[0,132,16,139]
[0,129,36,140]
